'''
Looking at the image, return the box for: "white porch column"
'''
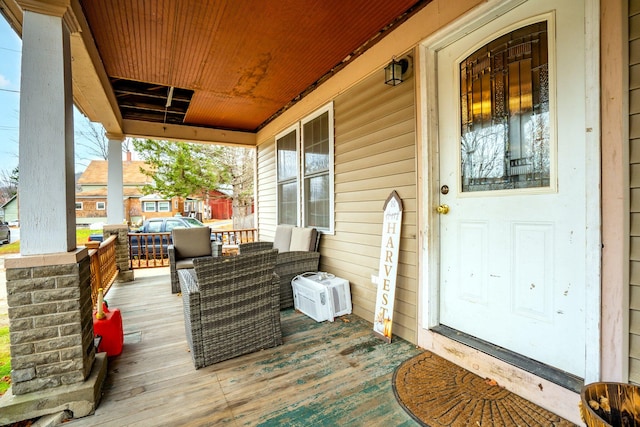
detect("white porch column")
[18,3,76,255]
[106,133,125,224]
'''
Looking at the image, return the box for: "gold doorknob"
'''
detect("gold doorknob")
[436,204,449,214]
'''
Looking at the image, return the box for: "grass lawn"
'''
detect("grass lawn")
[0,228,94,255]
[0,326,9,396]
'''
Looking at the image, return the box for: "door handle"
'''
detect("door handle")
[436,204,449,215]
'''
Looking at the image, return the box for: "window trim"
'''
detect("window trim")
[75,202,83,211]
[142,201,156,212]
[275,102,334,234]
[158,201,171,212]
[300,103,334,233]
[96,201,106,210]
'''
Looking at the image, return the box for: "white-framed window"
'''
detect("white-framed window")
[142,201,156,212]
[158,201,170,212]
[75,202,83,211]
[96,201,106,210]
[276,102,334,233]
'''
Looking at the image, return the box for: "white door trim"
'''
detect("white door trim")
[416,0,601,390]
[582,0,602,385]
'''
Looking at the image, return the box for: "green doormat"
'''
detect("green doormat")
[393,351,575,426]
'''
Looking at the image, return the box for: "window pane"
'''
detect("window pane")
[303,112,329,175]
[278,181,298,225]
[147,220,162,233]
[143,202,156,212]
[158,201,170,212]
[305,174,329,229]
[165,220,183,231]
[459,21,549,192]
[183,217,204,227]
[277,130,297,180]
[75,203,83,210]
[96,202,105,210]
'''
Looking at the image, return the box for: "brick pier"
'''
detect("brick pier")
[0,249,107,425]
[103,224,134,283]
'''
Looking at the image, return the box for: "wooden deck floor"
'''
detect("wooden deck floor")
[67,268,422,426]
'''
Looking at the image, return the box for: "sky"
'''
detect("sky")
[0,16,114,178]
[0,17,21,176]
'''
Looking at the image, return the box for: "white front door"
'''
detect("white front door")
[436,0,587,376]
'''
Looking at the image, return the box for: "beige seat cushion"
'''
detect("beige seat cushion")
[172,227,212,258]
[273,224,294,253]
[175,259,195,270]
[289,227,317,251]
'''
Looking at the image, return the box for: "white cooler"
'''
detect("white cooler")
[292,272,352,322]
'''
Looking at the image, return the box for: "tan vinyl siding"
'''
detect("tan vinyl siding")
[631,0,640,383]
[255,136,277,242]
[254,62,418,344]
[327,66,418,343]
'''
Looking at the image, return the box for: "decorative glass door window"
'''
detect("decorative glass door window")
[459,21,550,192]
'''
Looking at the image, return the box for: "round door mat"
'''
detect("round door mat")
[392,351,576,426]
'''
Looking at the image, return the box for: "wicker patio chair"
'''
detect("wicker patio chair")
[168,227,220,294]
[239,225,320,309]
[178,249,281,369]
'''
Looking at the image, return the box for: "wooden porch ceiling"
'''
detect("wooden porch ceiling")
[78,0,429,133]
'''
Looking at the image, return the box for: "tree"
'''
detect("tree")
[132,139,255,227]
[217,147,254,229]
[76,120,109,162]
[0,166,18,204]
[132,138,227,200]
[76,120,135,165]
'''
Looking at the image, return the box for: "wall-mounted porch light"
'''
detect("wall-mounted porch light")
[384,58,409,86]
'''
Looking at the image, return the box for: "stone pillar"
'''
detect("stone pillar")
[5,252,94,394]
[106,134,125,225]
[103,224,134,282]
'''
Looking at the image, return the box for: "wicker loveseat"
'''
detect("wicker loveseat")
[178,249,281,369]
[239,225,320,309]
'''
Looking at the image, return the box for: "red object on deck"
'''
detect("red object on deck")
[93,304,123,357]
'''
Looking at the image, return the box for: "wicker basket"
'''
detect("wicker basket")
[580,382,640,426]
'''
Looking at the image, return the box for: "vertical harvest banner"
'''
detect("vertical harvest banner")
[373,191,403,343]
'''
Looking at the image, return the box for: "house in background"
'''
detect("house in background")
[0,194,18,223]
[205,187,233,220]
[76,159,150,225]
[76,159,213,225]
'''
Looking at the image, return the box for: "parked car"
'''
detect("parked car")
[134,216,208,234]
[88,216,213,258]
[89,216,208,241]
[0,222,10,244]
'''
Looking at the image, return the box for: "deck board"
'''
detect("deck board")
[66,268,421,426]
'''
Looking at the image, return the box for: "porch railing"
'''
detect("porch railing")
[212,228,257,245]
[128,232,171,269]
[87,235,118,306]
[127,228,258,269]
